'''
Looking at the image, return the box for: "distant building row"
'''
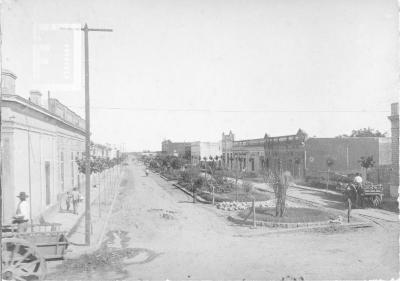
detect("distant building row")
[161,140,222,164]
[162,102,398,197]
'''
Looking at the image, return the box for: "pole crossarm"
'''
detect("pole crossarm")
[86,28,113,32]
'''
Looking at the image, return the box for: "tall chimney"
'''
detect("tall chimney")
[29,90,42,106]
[1,69,17,95]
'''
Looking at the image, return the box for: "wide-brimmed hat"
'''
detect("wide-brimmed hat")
[17,192,29,199]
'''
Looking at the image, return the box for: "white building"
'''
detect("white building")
[191,141,222,165]
[1,70,85,223]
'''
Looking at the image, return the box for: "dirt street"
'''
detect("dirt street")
[49,164,399,280]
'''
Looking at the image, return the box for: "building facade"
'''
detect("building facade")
[221,131,235,169]
[161,140,191,158]
[190,141,222,165]
[388,102,399,197]
[1,70,85,223]
[264,129,308,178]
[222,131,266,174]
[232,138,265,173]
[305,137,392,195]
[91,143,112,158]
[305,137,391,176]
[222,130,306,176]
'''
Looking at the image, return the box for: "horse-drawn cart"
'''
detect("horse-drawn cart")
[360,182,384,207]
[1,223,69,281]
[337,181,384,208]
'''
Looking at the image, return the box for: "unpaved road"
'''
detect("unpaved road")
[49,164,399,280]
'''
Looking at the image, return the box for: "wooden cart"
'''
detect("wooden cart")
[338,182,384,208]
[1,223,69,281]
[361,183,383,207]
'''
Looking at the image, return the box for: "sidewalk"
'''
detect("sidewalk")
[40,167,122,243]
[41,183,95,236]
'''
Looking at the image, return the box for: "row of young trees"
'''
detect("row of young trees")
[145,153,292,216]
[76,155,126,174]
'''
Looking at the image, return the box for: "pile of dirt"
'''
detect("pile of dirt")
[147,208,176,220]
[55,246,160,275]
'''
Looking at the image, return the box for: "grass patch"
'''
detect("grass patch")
[238,207,337,223]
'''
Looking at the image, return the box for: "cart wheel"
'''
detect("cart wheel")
[372,196,381,207]
[366,196,372,207]
[1,238,47,281]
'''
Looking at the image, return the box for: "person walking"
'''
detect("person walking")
[71,188,81,215]
[13,192,30,232]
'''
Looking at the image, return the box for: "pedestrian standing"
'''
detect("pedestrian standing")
[66,191,73,212]
[71,188,81,215]
[13,192,30,232]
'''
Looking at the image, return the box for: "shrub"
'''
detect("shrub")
[242,181,254,193]
[243,171,258,178]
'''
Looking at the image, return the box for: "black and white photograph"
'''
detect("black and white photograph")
[0,0,399,280]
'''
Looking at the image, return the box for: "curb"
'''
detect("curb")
[160,174,178,181]
[227,214,337,228]
[291,184,342,196]
[172,183,210,204]
[227,214,373,230]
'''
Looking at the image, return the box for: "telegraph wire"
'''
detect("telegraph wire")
[63,106,388,113]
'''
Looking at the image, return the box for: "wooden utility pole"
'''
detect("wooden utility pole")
[82,23,113,246]
[0,1,3,273]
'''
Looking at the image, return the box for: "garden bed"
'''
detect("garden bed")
[161,173,179,181]
[237,207,339,224]
[198,189,270,203]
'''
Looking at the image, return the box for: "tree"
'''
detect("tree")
[261,167,292,217]
[336,127,387,138]
[76,155,122,175]
[206,156,221,205]
[359,156,375,180]
[233,157,243,201]
[359,156,374,169]
[326,157,335,189]
[182,166,201,203]
[242,181,253,194]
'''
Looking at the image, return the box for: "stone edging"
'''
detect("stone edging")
[227,213,339,228]
[172,183,210,204]
[151,169,210,204]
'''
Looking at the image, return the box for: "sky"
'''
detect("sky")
[2,0,399,151]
